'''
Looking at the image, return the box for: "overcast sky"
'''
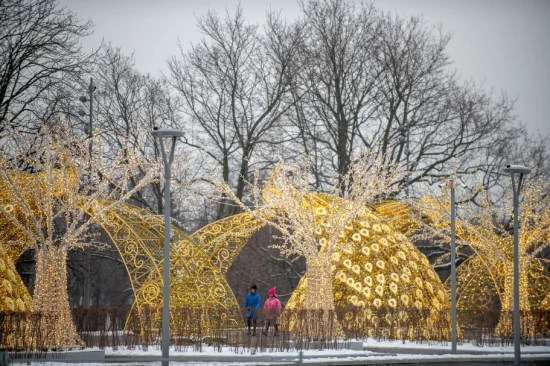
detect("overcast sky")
[59,0,549,135]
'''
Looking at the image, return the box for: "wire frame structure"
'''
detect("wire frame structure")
[89,200,240,334]
[284,194,451,340]
[375,197,550,338]
[0,169,241,341]
[0,245,32,313]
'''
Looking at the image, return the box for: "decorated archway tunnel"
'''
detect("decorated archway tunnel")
[1,194,450,338]
[0,170,478,340]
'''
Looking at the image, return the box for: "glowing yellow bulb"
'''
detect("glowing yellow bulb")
[391,273,400,282]
[364,276,373,286]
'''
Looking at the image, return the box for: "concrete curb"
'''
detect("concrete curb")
[8,349,105,364]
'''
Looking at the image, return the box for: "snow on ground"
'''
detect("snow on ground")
[362,338,550,353]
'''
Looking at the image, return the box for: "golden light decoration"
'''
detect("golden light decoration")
[0,170,241,342]
[416,189,550,337]
[378,192,550,338]
[282,194,450,340]
[0,245,32,313]
[2,168,462,342]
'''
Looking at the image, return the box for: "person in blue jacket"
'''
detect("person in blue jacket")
[244,284,261,336]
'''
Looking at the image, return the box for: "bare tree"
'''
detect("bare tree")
[0,0,95,132]
[168,6,305,218]
[79,46,199,223]
[291,0,383,189]
[90,46,175,213]
[292,0,517,198]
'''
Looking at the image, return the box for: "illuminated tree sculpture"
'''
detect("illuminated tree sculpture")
[0,124,158,347]
[414,177,550,337]
[217,151,405,335]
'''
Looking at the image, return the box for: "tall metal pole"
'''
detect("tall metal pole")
[502,164,529,366]
[88,77,93,151]
[84,77,94,308]
[158,136,177,366]
[450,179,457,353]
[405,123,410,197]
[511,173,523,366]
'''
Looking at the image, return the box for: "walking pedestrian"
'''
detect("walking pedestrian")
[244,284,261,336]
[262,288,282,336]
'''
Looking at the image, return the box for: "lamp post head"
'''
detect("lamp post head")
[77,109,86,117]
[503,164,531,175]
[151,128,185,138]
[79,96,88,103]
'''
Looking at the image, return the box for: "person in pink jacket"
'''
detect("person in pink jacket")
[262,288,282,336]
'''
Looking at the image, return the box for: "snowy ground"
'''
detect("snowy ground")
[362,338,550,353]
[9,340,550,365]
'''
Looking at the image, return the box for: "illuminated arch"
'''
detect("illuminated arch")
[0,168,240,334]
[188,212,265,275]
[88,201,239,330]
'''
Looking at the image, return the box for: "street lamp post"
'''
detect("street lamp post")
[440,178,458,353]
[78,77,96,308]
[503,164,530,366]
[151,128,184,366]
[449,179,457,353]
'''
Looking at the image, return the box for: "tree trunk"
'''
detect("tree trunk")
[305,254,334,310]
[216,153,231,219]
[33,246,82,348]
[304,254,342,339]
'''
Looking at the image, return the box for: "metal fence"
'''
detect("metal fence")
[1,306,549,354]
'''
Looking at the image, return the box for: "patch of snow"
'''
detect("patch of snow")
[362,339,550,353]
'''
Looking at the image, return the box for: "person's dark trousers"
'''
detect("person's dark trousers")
[247,317,257,335]
[263,320,278,336]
